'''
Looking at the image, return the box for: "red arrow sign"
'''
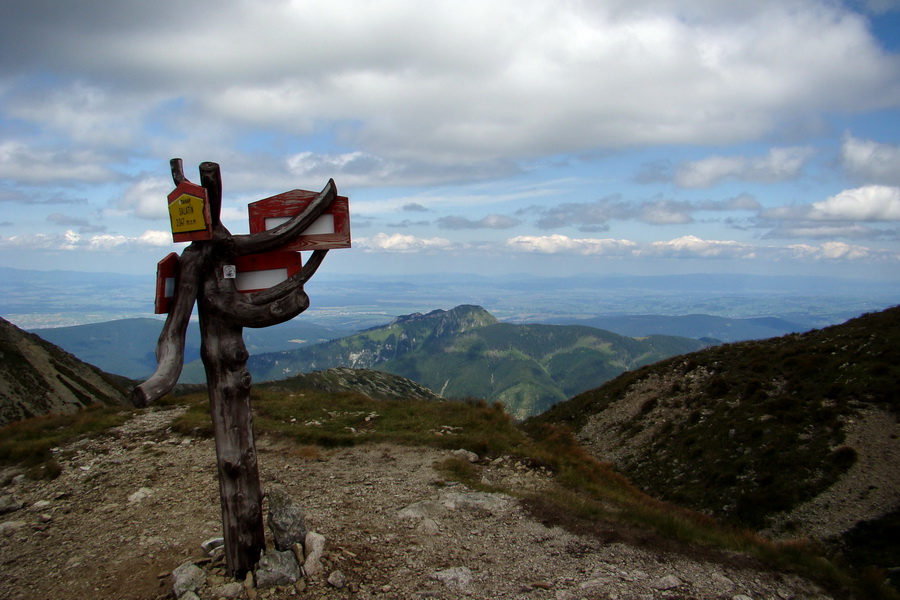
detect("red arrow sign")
[231,251,304,293]
[154,252,179,314]
[248,190,350,250]
[155,251,304,313]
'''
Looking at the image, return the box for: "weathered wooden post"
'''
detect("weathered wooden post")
[132,159,349,577]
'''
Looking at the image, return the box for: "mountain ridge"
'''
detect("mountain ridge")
[0,317,128,426]
[531,304,900,579]
[247,305,713,417]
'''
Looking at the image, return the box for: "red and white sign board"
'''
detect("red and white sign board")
[154,252,179,314]
[232,251,304,293]
[168,181,213,242]
[155,251,304,313]
[247,190,350,251]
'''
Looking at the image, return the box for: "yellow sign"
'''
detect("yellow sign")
[169,192,208,233]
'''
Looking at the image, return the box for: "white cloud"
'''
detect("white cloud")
[640,235,756,258]
[766,223,881,240]
[0,141,112,183]
[113,177,172,220]
[675,147,814,188]
[4,1,896,171]
[7,82,155,147]
[809,185,900,221]
[506,234,637,255]
[137,230,174,246]
[841,135,900,185]
[437,214,521,230]
[357,232,452,253]
[0,229,177,252]
[787,241,874,260]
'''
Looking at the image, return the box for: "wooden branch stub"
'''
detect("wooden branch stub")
[199,161,223,228]
[170,158,187,185]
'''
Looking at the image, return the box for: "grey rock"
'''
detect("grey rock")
[398,499,442,519]
[327,569,347,588]
[0,521,26,536]
[200,536,225,555]
[429,566,473,591]
[266,484,307,551]
[440,491,509,514]
[209,581,244,598]
[712,572,735,589]
[127,487,154,503]
[651,575,683,590]
[303,531,326,578]
[0,494,23,515]
[171,562,206,599]
[179,592,200,600]
[451,449,479,462]
[255,549,301,588]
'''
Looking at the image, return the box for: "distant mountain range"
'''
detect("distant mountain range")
[33,317,346,380]
[542,313,809,342]
[6,266,899,331]
[26,305,830,418]
[244,305,713,418]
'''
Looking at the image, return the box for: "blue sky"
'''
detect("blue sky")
[1,0,899,281]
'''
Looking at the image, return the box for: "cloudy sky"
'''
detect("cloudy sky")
[1,0,899,281]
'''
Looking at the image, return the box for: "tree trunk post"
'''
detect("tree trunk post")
[199,312,265,578]
[132,160,341,580]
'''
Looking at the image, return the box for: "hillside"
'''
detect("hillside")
[0,317,127,426]
[246,305,713,418]
[533,305,900,577]
[257,367,445,403]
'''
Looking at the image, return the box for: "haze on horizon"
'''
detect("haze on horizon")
[1,0,900,284]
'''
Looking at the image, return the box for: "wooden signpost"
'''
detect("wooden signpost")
[135,159,350,577]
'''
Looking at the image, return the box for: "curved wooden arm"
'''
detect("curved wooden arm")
[130,245,205,407]
[203,276,312,328]
[232,179,337,256]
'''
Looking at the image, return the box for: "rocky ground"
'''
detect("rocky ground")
[1,406,836,600]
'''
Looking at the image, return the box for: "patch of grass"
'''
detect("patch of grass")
[172,389,529,455]
[0,404,132,479]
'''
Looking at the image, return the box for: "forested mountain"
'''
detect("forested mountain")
[246,305,713,418]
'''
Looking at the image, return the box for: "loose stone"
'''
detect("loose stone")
[328,569,347,588]
[266,484,307,551]
[171,561,206,599]
[255,549,301,588]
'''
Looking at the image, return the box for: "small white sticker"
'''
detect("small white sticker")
[223,265,237,279]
